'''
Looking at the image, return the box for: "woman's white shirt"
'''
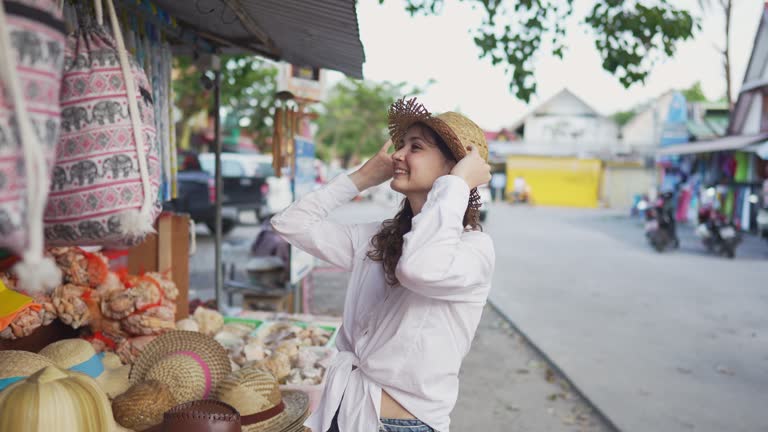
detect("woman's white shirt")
[271,173,495,432]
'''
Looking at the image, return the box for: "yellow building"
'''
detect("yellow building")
[506,156,603,208]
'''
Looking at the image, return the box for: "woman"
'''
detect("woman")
[271,98,494,432]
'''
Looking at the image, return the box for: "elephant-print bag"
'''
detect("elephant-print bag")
[0,0,66,293]
[44,0,161,247]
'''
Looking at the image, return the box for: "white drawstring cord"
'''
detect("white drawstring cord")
[0,0,62,293]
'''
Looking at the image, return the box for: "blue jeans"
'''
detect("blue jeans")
[325,405,435,432]
[378,417,435,432]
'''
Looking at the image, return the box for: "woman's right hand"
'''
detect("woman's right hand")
[349,139,394,191]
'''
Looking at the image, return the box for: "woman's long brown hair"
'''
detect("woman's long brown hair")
[367,124,482,286]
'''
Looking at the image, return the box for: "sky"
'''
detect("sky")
[326,0,765,131]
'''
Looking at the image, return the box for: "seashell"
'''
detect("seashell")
[286,368,303,385]
[221,322,253,338]
[175,318,199,332]
[258,352,291,382]
[243,342,267,362]
[296,347,321,369]
[274,340,300,360]
[52,284,91,329]
[193,307,224,336]
[214,330,244,355]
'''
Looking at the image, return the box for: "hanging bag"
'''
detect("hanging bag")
[44,0,161,247]
[0,0,66,293]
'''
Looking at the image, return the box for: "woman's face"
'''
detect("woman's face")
[390,125,456,196]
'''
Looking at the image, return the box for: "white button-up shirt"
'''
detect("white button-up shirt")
[271,174,495,432]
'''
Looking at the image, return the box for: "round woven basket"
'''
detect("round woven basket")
[112,380,176,431]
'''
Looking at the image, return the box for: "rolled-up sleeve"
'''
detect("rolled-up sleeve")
[395,175,495,303]
[270,174,364,271]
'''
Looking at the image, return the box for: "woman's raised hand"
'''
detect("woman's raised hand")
[349,139,395,191]
[450,145,491,189]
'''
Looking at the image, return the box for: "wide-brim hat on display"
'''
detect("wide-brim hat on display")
[129,330,232,402]
[0,350,56,392]
[214,366,309,432]
[0,366,128,432]
[156,400,242,432]
[112,331,231,431]
[39,338,130,398]
[387,97,489,163]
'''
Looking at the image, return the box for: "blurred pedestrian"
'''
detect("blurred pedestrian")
[490,171,506,202]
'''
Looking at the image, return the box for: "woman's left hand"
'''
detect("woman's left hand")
[450,145,491,189]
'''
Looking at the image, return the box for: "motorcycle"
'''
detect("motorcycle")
[696,206,741,259]
[757,208,768,243]
[643,194,679,252]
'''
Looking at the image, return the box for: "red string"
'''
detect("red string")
[85,331,117,350]
[130,274,165,315]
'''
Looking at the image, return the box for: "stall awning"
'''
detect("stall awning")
[655,133,768,156]
[152,0,365,78]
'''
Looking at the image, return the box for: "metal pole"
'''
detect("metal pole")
[212,54,224,310]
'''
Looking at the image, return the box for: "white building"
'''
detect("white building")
[620,91,677,156]
[510,88,621,158]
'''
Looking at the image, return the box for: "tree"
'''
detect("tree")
[379,0,698,102]
[698,0,733,108]
[173,56,278,150]
[681,81,708,103]
[612,109,636,127]
[314,79,425,167]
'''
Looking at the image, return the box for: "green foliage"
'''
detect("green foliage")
[173,56,278,146]
[314,79,425,166]
[612,109,636,127]
[681,81,708,103]
[378,0,698,102]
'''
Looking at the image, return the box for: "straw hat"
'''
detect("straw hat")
[214,366,309,432]
[388,97,489,163]
[112,380,177,431]
[129,330,232,402]
[113,331,231,431]
[0,366,124,432]
[0,350,56,392]
[39,338,130,399]
[158,400,241,432]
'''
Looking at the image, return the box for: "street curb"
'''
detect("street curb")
[488,300,622,432]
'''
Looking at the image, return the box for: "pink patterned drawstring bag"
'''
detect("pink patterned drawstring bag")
[0,0,66,293]
[44,0,161,247]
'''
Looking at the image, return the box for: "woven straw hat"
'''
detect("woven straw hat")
[159,400,241,432]
[214,366,309,432]
[113,331,232,432]
[112,380,177,431]
[0,350,56,392]
[39,338,130,398]
[388,97,489,163]
[0,366,125,432]
[129,330,231,402]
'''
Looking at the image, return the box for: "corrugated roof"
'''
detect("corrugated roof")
[152,0,365,78]
[656,133,768,156]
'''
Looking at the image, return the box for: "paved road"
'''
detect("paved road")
[485,203,768,432]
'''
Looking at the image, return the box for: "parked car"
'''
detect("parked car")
[164,153,238,235]
[199,153,292,221]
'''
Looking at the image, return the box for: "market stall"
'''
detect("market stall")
[0,0,364,430]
